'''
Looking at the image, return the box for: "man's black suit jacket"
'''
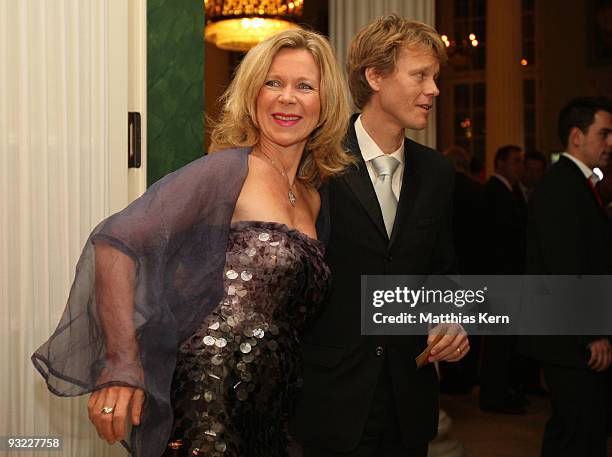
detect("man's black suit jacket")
[292,118,456,451]
[453,172,486,274]
[483,176,527,273]
[519,155,612,369]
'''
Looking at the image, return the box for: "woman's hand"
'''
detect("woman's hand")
[427,323,470,363]
[87,386,144,444]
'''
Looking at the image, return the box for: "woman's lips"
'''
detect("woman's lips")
[272,113,302,127]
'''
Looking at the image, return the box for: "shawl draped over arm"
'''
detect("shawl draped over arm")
[31,148,252,457]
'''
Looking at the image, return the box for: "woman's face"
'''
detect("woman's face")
[255,47,321,152]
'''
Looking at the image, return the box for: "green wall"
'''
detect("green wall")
[147,0,205,185]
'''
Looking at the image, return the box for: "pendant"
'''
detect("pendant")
[288,189,297,207]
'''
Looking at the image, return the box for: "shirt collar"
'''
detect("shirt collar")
[562,152,596,181]
[493,173,513,192]
[355,115,404,164]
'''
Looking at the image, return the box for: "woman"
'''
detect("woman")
[31,29,352,457]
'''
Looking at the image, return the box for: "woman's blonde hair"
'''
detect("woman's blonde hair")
[347,15,448,109]
[210,28,354,187]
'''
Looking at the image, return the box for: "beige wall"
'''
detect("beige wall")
[204,41,231,152]
[538,0,612,153]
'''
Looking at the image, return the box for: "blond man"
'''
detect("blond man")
[292,15,468,457]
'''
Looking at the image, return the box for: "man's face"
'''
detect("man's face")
[497,150,524,185]
[522,158,545,189]
[576,110,612,169]
[368,46,440,131]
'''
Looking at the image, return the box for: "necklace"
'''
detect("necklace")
[259,150,298,207]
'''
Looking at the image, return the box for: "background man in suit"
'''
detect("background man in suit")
[520,96,612,457]
[441,146,485,394]
[292,15,469,457]
[479,145,528,415]
[518,151,547,203]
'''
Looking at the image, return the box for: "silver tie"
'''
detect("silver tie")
[371,155,400,237]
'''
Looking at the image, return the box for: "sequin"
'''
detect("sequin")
[164,222,330,457]
[236,389,248,401]
[211,355,224,365]
[208,321,220,330]
[226,270,238,280]
[240,271,252,281]
[215,338,227,348]
[240,370,252,382]
[236,288,247,298]
[242,353,255,363]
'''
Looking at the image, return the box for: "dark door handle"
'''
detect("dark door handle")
[128,112,141,168]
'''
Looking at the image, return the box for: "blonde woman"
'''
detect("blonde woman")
[32,29,352,457]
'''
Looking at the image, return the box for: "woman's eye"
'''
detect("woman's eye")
[297,82,313,90]
[265,80,281,88]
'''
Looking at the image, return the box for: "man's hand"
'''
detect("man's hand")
[587,338,612,372]
[87,386,144,444]
[428,323,470,362]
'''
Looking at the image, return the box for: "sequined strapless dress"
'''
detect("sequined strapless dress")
[163,221,330,457]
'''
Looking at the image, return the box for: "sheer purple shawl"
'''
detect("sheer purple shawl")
[31,147,268,457]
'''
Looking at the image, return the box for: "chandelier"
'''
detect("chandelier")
[205,0,304,52]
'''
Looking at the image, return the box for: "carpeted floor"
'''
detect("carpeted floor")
[440,391,612,457]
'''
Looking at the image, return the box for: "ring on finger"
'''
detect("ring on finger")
[101,406,115,415]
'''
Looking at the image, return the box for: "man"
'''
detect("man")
[444,146,486,275]
[520,96,612,457]
[518,151,547,202]
[440,146,485,394]
[484,145,527,274]
[479,145,528,414]
[292,16,469,457]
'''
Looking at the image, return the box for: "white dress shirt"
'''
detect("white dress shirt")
[354,115,404,200]
[562,152,599,184]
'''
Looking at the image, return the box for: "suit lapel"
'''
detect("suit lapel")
[389,138,421,248]
[341,120,388,240]
[559,156,609,218]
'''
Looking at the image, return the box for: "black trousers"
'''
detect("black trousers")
[303,363,428,457]
[541,364,607,457]
[479,335,516,408]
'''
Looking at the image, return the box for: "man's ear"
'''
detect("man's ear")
[568,126,583,149]
[365,67,383,92]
